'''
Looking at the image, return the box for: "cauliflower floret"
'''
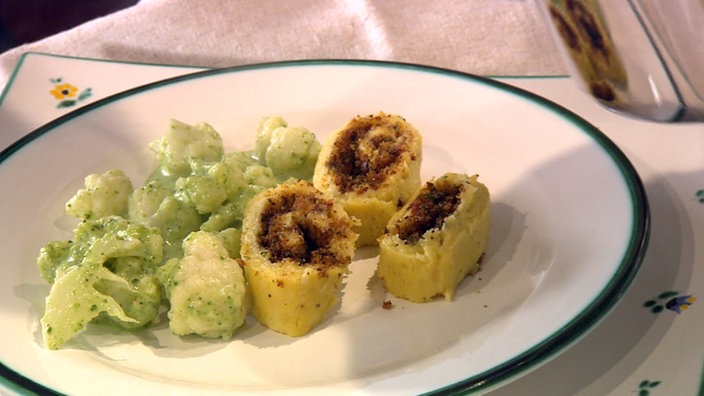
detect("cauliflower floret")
[254,116,322,181]
[243,164,279,193]
[128,179,202,260]
[265,127,322,181]
[199,200,242,233]
[217,227,241,259]
[37,240,72,284]
[65,169,133,220]
[174,161,247,215]
[93,256,162,330]
[175,172,227,215]
[38,216,163,349]
[254,116,288,163]
[209,160,247,200]
[223,150,259,172]
[199,163,278,233]
[128,178,173,221]
[150,119,224,177]
[159,231,248,339]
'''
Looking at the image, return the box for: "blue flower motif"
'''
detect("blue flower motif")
[644,291,696,314]
[665,294,695,313]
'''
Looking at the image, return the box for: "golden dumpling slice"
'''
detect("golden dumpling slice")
[240,180,358,336]
[313,112,422,246]
[377,173,490,302]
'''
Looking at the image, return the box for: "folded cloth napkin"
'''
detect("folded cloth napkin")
[0,0,565,89]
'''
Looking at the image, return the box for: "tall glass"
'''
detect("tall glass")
[536,0,704,122]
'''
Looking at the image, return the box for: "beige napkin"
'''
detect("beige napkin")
[0,0,565,89]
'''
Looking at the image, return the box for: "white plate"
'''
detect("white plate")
[0,61,648,395]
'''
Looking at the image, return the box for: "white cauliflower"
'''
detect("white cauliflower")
[254,116,321,181]
[265,126,321,180]
[254,116,288,163]
[174,160,247,215]
[38,216,163,349]
[159,231,248,339]
[150,119,224,177]
[128,179,202,260]
[199,162,278,233]
[65,169,133,220]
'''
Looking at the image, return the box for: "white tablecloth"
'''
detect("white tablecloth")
[0,0,565,90]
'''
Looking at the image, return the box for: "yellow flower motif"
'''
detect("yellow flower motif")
[50,83,78,100]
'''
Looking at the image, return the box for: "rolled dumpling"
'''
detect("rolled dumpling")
[313,112,422,246]
[377,173,490,302]
[240,180,358,336]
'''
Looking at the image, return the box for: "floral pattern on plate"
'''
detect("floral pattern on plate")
[643,291,696,314]
[49,77,92,108]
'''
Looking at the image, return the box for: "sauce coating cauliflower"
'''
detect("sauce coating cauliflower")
[65,169,133,220]
[255,116,322,181]
[158,231,248,339]
[38,216,163,349]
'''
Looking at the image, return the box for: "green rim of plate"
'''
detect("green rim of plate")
[0,59,650,395]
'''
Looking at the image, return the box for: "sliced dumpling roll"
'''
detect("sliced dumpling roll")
[377,173,490,302]
[240,180,358,336]
[313,112,422,246]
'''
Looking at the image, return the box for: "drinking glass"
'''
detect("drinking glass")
[536,0,704,122]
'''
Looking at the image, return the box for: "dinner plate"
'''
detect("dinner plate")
[0,60,648,395]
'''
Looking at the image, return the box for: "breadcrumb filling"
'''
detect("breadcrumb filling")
[258,188,350,269]
[326,114,417,193]
[390,180,464,243]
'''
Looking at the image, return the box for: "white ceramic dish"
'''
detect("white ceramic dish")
[0,60,648,395]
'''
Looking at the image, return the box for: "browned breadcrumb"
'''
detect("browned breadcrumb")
[258,182,352,271]
[389,178,465,243]
[326,113,417,193]
[382,300,394,310]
